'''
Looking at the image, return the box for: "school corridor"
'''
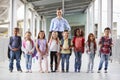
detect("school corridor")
[0,0,120,80]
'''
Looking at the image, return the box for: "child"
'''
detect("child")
[72,28,85,72]
[22,31,34,73]
[86,33,97,73]
[8,27,22,72]
[48,31,60,72]
[60,30,72,72]
[98,27,112,73]
[36,30,48,73]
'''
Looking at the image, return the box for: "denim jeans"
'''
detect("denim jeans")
[74,51,82,71]
[98,53,109,70]
[25,54,32,70]
[61,54,70,71]
[9,50,21,70]
[87,52,95,71]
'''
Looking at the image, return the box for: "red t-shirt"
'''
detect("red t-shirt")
[73,37,85,53]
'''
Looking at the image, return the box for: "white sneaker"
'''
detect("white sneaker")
[91,70,94,73]
[29,70,32,73]
[25,70,29,73]
[86,70,90,73]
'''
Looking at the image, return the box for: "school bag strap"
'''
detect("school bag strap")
[23,39,34,48]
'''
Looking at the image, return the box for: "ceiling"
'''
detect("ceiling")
[0,0,94,21]
[0,0,9,21]
[0,0,23,22]
[26,0,93,17]
[0,27,7,33]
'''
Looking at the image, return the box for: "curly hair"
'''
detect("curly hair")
[74,28,84,37]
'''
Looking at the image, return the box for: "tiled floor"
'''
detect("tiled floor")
[0,53,120,80]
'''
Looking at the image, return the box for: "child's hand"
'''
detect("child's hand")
[29,51,32,54]
[12,48,19,51]
[86,50,89,53]
[63,47,69,50]
[46,52,49,56]
[56,52,59,56]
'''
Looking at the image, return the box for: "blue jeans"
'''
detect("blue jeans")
[98,53,109,70]
[74,52,82,71]
[25,54,32,70]
[87,52,95,71]
[9,50,21,70]
[61,54,70,71]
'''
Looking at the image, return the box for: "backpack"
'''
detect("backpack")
[22,40,37,57]
[8,36,22,59]
[61,39,72,55]
[100,37,112,56]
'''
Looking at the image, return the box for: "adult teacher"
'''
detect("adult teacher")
[48,8,71,71]
[49,8,71,40]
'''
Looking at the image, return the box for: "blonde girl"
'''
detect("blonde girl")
[22,31,34,73]
[48,31,60,72]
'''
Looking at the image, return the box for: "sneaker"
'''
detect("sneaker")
[91,70,94,73]
[78,70,80,72]
[86,70,89,73]
[51,70,54,72]
[39,70,44,73]
[62,70,64,73]
[75,70,77,72]
[9,69,13,73]
[104,70,107,73]
[45,70,49,73]
[18,69,22,72]
[97,70,100,73]
[25,70,29,73]
[29,70,32,73]
[66,70,69,73]
[56,69,60,72]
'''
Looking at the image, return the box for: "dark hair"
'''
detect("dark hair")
[74,28,84,37]
[37,30,45,39]
[57,7,62,11]
[64,30,68,32]
[104,27,111,31]
[14,27,19,32]
[87,33,96,50]
[87,33,95,42]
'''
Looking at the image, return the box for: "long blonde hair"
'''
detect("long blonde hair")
[49,31,59,45]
